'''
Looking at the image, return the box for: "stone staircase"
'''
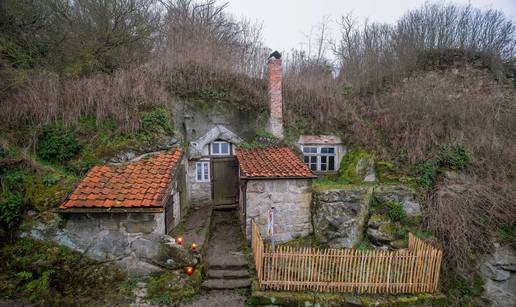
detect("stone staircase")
[202,264,250,289]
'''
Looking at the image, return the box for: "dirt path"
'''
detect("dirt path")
[205,210,247,269]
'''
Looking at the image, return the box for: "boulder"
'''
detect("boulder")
[367,223,396,243]
[367,214,390,228]
[374,185,422,218]
[478,244,516,307]
[24,215,197,278]
[130,234,197,269]
[313,187,372,248]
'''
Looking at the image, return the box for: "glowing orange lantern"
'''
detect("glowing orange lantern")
[191,243,197,252]
[184,266,194,276]
[176,237,183,245]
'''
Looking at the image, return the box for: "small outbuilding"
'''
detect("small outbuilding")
[59,148,186,235]
[297,135,346,174]
[235,146,316,242]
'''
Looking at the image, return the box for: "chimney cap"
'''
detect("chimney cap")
[269,51,281,60]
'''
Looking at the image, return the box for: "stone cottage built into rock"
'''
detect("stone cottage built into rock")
[186,125,243,206]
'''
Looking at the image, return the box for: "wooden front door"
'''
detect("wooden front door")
[212,158,239,204]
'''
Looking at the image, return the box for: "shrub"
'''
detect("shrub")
[438,145,471,169]
[386,200,406,222]
[414,161,437,187]
[37,124,80,162]
[139,107,173,134]
[0,192,23,230]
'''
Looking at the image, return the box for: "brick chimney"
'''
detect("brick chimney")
[267,51,284,139]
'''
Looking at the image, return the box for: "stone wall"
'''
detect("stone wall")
[27,212,196,278]
[187,160,212,205]
[244,179,312,242]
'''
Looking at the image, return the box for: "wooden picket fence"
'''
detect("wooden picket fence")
[251,220,442,294]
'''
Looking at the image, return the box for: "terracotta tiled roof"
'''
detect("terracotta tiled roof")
[235,146,316,179]
[59,149,182,210]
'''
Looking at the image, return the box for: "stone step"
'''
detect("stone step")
[201,278,251,290]
[209,263,248,271]
[206,269,249,279]
[213,204,238,211]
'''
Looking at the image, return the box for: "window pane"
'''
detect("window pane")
[304,146,317,153]
[329,156,335,170]
[196,163,202,181]
[304,156,309,163]
[212,143,219,154]
[321,147,335,154]
[321,163,327,171]
[310,156,317,164]
[221,142,229,154]
[321,156,327,164]
[310,163,317,171]
[203,163,209,180]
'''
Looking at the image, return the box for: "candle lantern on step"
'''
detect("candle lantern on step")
[184,266,194,276]
[191,242,197,252]
[176,237,183,245]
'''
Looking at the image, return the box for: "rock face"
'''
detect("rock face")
[25,213,197,278]
[313,185,422,249]
[312,187,372,248]
[479,244,516,307]
[374,185,422,218]
[244,180,312,242]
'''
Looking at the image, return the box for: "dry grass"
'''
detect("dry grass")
[427,181,516,273]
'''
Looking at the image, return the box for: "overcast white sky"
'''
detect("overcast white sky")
[225,0,516,54]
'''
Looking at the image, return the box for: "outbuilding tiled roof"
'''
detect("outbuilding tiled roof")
[59,148,182,210]
[235,146,315,179]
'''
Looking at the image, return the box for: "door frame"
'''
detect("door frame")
[211,156,239,205]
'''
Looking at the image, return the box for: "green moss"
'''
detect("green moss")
[312,177,353,190]
[277,234,317,248]
[146,270,200,305]
[369,213,390,223]
[339,149,375,183]
[378,223,397,235]
[376,161,417,186]
[0,238,130,305]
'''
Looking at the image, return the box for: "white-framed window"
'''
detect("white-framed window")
[302,146,336,171]
[211,141,231,155]
[195,161,210,182]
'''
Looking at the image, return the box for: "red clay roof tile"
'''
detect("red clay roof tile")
[235,146,316,179]
[59,148,182,210]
